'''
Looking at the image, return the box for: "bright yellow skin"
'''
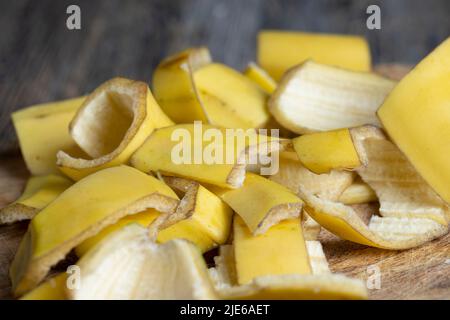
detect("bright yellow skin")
[58,85,174,181]
[243,62,277,94]
[20,273,67,300]
[378,37,450,203]
[233,216,311,285]
[194,63,270,128]
[152,48,211,123]
[258,30,371,80]
[210,173,302,234]
[10,166,179,296]
[292,129,361,174]
[14,175,73,210]
[77,185,233,255]
[11,96,86,175]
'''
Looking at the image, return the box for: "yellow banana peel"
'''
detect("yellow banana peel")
[269,61,396,134]
[208,217,367,299]
[69,224,217,299]
[10,166,179,296]
[0,174,73,224]
[152,47,211,123]
[377,37,450,204]
[20,273,67,300]
[208,173,303,235]
[153,48,270,128]
[11,96,87,175]
[339,180,377,205]
[299,126,449,249]
[258,30,371,80]
[57,78,173,180]
[292,128,361,174]
[243,62,277,94]
[130,123,286,188]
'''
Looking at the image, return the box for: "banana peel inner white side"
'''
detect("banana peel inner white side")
[0,174,73,224]
[57,78,173,180]
[10,166,179,296]
[70,224,217,300]
[299,126,449,249]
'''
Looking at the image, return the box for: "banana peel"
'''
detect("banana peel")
[208,216,367,300]
[78,177,233,255]
[12,96,87,175]
[20,273,67,300]
[377,37,450,204]
[130,123,286,188]
[258,30,371,80]
[10,166,179,296]
[299,126,449,249]
[69,224,217,299]
[292,129,361,174]
[152,47,211,123]
[243,62,277,94]
[0,174,73,224]
[153,48,270,128]
[339,180,377,205]
[57,78,173,180]
[208,173,303,235]
[269,61,396,134]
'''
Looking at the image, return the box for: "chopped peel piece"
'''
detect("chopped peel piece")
[153,47,211,123]
[209,217,367,300]
[292,129,361,174]
[269,61,396,134]
[0,174,72,224]
[339,180,377,205]
[57,78,173,180]
[209,173,303,235]
[70,224,217,300]
[20,273,67,300]
[378,38,450,204]
[299,126,449,249]
[10,166,179,296]
[131,124,287,189]
[258,30,371,80]
[11,96,87,175]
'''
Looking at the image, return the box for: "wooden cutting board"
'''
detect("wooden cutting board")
[0,65,449,300]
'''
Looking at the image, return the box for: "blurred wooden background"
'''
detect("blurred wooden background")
[1,0,449,152]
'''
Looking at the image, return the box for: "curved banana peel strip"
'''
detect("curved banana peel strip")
[258,30,371,81]
[194,63,270,128]
[243,62,277,94]
[57,78,173,180]
[208,217,367,300]
[69,224,217,300]
[268,151,354,240]
[339,180,377,205]
[292,128,361,174]
[20,273,67,300]
[12,96,87,175]
[208,173,303,235]
[10,166,179,296]
[377,38,450,204]
[130,123,287,188]
[269,61,396,134]
[299,126,449,249]
[153,48,270,128]
[152,47,211,123]
[0,175,73,224]
[151,176,233,250]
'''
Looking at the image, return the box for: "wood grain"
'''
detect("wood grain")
[1,0,450,152]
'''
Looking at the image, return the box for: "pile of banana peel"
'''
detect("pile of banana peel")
[2,30,450,300]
